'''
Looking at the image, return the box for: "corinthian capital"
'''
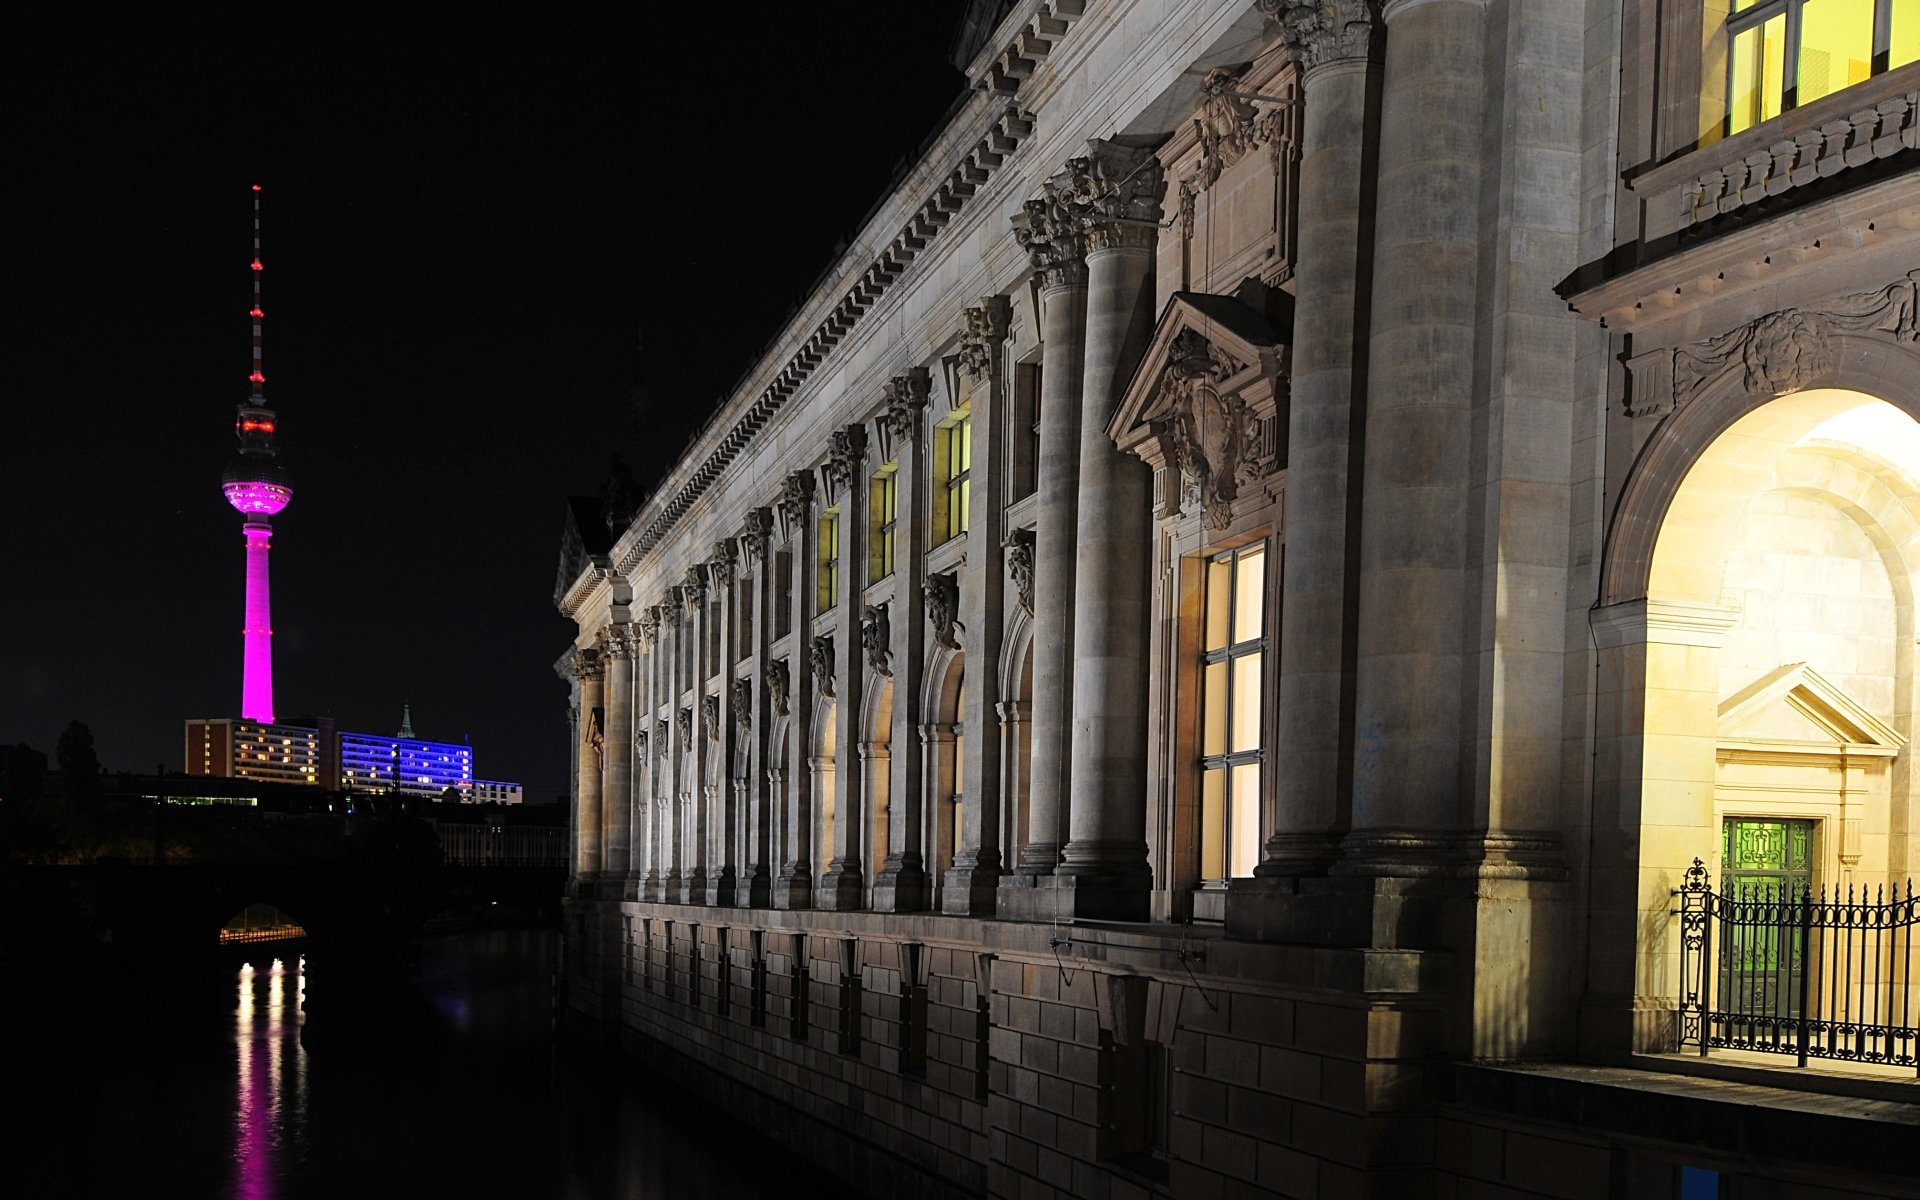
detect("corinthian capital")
[958,295,1012,381]
[1011,185,1088,291]
[879,369,931,449]
[1265,0,1382,73]
[1077,140,1166,251]
[569,646,604,681]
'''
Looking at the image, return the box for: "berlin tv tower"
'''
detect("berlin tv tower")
[220,185,292,724]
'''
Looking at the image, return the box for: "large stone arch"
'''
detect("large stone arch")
[1586,339,1919,1059]
[922,646,966,908]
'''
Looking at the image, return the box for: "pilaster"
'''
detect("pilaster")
[875,371,931,912]
[774,470,818,910]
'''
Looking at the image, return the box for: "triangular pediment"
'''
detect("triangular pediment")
[1718,662,1905,753]
[1107,289,1290,447]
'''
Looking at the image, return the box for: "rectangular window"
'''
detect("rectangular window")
[1200,542,1268,882]
[818,512,840,611]
[716,927,730,1017]
[1014,361,1042,500]
[688,924,702,1008]
[1723,0,1914,135]
[870,468,899,581]
[937,411,974,543]
[750,930,767,1028]
[791,934,810,1042]
[775,550,793,638]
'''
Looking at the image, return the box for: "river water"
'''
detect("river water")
[12,929,811,1199]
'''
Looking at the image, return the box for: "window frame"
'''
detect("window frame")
[1197,541,1269,885]
[818,510,841,611]
[937,410,974,544]
[870,466,899,581]
[1721,0,1906,135]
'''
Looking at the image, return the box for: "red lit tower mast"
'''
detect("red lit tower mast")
[221,186,292,723]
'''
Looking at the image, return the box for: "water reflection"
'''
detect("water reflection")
[11,931,815,1199]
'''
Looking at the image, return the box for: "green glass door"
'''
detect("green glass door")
[1718,817,1815,1028]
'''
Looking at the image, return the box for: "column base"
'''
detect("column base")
[1012,842,1061,877]
[871,857,926,912]
[941,864,1002,916]
[816,862,865,911]
[1225,873,1449,948]
[772,866,812,910]
[641,871,663,903]
[997,870,1150,922]
[735,867,770,909]
[703,868,737,907]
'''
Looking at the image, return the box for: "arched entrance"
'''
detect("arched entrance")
[1591,382,1917,1056]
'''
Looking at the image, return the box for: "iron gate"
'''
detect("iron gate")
[1675,857,1918,1073]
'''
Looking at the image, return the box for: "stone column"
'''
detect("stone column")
[820,424,870,910]
[774,471,817,910]
[661,590,687,901]
[945,297,1011,915]
[740,508,775,907]
[876,372,931,912]
[920,723,959,910]
[682,567,711,903]
[636,606,662,898]
[1343,0,1484,870]
[706,542,739,905]
[996,700,1031,870]
[1056,141,1166,922]
[570,647,604,892]
[1000,170,1089,912]
[1256,0,1385,876]
[601,623,636,897]
[862,741,892,894]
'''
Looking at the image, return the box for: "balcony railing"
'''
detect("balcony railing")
[1674,858,1917,1075]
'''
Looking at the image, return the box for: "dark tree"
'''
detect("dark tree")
[55,720,100,800]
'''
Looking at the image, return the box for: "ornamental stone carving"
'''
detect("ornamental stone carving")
[862,603,892,677]
[583,706,604,770]
[957,296,1012,381]
[739,508,773,571]
[731,678,753,730]
[765,658,791,718]
[1624,271,1918,418]
[1265,1,1382,72]
[602,624,637,660]
[568,647,603,681]
[655,718,670,758]
[1011,179,1088,290]
[775,470,815,541]
[1078,140,1166,250]
[634,728,647,760]
[923,572,963,650]
[707,540,737,588]
[1161,329,1254,531]
[1004,529,1036,618]
[809,636,836,698]
[681,567,707,613]
[661,589,683,629]
[1192,68,1260,188]
[823,424,869,498]
[880,369,932,445]
[702,695,720,739]
[637,606,661,647]
[679,707,694,751]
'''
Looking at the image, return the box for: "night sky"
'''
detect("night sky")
[5,10,973,803]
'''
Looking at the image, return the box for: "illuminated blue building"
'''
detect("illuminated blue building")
[337,728,473,798]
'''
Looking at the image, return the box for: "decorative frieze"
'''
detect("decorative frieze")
[1004,529,1036,618]
[766,659,791,718]
[923,573,962,651]
[862,604,893,677]
[809,635,836,698]
[1624,271,1918,418]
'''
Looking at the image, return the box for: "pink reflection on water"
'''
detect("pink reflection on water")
[232,956,305,1199]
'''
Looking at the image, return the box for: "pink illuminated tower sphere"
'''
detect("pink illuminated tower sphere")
[222,185,291,723]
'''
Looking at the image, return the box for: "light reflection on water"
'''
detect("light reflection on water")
[14,930,815,1200]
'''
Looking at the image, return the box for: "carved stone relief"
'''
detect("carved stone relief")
[731,678,753,730]
[637,606,661,648]
[1265,1,1382,71]
[862,603,892,677]
[1161,329,1256,531]
[823,425,869,499]
[923,572,963,651]
[707,540,737,588]
[775,470,815,541]
[880,370,932,446]
[739,508,773,571]
[765,659,791,719]
[702,695,720,739]
[1004,529,1035,618]
[809,635,836,698]
[957,296,1012,381]
[655,718,670,758]
[679,707,694,751]
[1624,271,1918,418]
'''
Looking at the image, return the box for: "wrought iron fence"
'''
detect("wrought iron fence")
[1675,858,1917,1073]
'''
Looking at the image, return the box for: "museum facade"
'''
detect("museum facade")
[555,2,1917,1195]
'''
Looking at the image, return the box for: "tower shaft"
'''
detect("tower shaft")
[241,521,276,723]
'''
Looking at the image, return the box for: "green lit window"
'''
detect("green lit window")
[870,468,899,581]
[1724,0,1917,135]
[818,512,840,611]
[1199,542,1267,883]
[938,411,973,543]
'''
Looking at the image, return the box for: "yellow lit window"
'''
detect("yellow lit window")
[818,511,841,610]
[870,467,899,581]
[1724,0,1914,135]
[1199,542,1267,883]
[937,411,973,543]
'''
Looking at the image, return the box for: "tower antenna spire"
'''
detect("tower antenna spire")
[250,184,264,399]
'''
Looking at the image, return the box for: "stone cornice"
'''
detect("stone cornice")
[961,0,1091,99]
[602,98,1040,581]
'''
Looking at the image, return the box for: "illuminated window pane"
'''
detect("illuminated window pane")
[818,513,840,610]
[1230,763,1261,880]
[1798,0,1875,105]
[1205,557,1231,648]
[1729,15,1787,133]
[1231,651,1263,753]
[1891,0,1919,65]
[1234,545,1265,643]
[1202,661,1228,757]
[1200,768,1226,881]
